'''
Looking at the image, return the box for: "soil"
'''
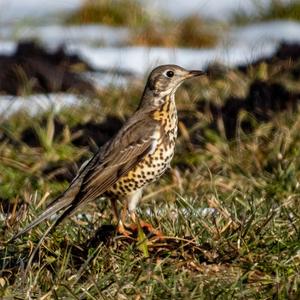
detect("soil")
[0,41,96,95]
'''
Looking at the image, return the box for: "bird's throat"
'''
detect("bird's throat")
[152,94,178,134]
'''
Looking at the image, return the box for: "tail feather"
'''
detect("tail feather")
[11,163,89,241]
[11,193,74,241]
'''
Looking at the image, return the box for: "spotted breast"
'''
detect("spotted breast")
[106,93,177,198]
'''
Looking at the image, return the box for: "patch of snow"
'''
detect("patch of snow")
[230,21,300,47]
[2,20,299,52]
[0,93,82,119]
[61,20,300,73]
[66,43,276,75]
[0,20,299,87]
[0,0,82,24]
[84,72,133,88]
[144,207,217,218]
[1,20,297,74]
[0,41,16,54]
[0,25,130,47]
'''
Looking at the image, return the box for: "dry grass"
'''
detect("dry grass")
[65,0,148,27]
[65,0,219,48]
[131,15,218,48]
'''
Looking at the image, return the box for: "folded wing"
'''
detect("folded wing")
[12,114,159,239]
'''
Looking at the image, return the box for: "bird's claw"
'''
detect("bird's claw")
[127,221,163,239]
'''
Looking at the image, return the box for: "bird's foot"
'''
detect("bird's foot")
[128,220,163,239]
[116,221,133,237]
[116,220,163,238]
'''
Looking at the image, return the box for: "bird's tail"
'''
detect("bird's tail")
[11,191,75,241]
[10,166,88,242]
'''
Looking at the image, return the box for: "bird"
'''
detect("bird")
[12,64,205,241]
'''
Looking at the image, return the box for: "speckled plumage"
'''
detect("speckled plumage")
[13,64,204,240]
[105,93,178,208]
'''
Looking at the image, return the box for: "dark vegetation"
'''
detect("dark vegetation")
[0,41,95,95]
[0,42,300,298]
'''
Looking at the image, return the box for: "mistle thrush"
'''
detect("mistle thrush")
[13,64,205,239]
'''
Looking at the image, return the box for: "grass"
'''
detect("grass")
[130,15,219,48]
[233,0,300,24]
[65,0,219,48]
[1,55,300,298]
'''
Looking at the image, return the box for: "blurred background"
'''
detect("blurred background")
[0,0,300,115]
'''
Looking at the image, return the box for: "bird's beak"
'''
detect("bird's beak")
[187,70,206,77]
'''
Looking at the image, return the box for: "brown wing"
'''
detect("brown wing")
[47,115,159,226]
[76,125,157,205]
[12,113,159,239]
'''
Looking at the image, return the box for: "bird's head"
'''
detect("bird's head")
[147,64,204,96]
[139,64,205,109]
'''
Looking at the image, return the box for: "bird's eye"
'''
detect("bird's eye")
[166,70,174,78]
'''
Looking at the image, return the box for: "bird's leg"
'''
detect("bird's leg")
[115,200,132,236]
[111,198,131,236]
[129,211,137,223]
[125,189,142,232]
[110,198,119,224]
[126,190,163,238]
